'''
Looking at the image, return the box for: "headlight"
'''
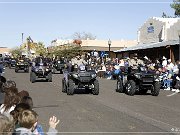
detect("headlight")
[45,68,49,71]
[91,74,97,78]
[134,74,140,79]
[35,68,39,72]
[72,74,78,78]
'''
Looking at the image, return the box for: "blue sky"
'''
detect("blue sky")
[0,0,175,48]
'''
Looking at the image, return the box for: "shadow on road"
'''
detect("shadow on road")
[33,105,59,109]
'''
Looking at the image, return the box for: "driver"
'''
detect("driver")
[71,55,87,67]
[128,53,144,70]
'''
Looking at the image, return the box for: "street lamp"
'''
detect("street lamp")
[108,39,111,58]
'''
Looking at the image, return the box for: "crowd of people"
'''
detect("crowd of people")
[0,77,60,135]
[72,51,180,93]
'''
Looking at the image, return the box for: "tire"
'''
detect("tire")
[125,80,136,96]
[15,68,18,73]
[62,79,66,93]
[67,79,74,95]
[60,69,63,74]
[25,67,29,73]
[47,72,52,82]
[151,82,160,96]
[30,72,36,83]
[116,79,123,93]
[52,68,56,74]
[92,80,99,95]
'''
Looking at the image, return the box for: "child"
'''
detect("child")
[13,109,59,135]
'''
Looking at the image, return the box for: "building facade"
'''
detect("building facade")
[138,17,180,44]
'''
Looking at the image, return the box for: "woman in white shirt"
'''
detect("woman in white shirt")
[0,87,19,118]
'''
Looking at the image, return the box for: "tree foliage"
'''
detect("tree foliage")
[171,0,180,17]
[34,42,47,56]
[10,47,22,58]
[72,32,96,40]
[51,44,82,58]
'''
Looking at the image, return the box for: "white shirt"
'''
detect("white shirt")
[0,104,15,118]
[162,60,167,67]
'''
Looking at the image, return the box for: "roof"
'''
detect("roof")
[81,40,137,48]
[114,40,179,53]
[0,47,11,54]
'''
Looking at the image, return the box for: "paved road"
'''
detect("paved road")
[3,68,180,135]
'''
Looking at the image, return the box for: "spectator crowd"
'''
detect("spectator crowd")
[0,77,60,135]
[77,51,180,93]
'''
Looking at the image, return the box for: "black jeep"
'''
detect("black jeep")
[15,59,29,73]
[52,60,65,74]
[30,57,52,83]
[116,66,160,96]
[62,65,99,95]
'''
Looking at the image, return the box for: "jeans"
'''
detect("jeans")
[163,79,172,88]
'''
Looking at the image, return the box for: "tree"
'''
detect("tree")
[34,42,47,56]
[171,0,180,17]
[72,32,96,40]
[10,47,22,58]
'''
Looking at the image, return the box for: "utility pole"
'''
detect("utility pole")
[22,33,24,45]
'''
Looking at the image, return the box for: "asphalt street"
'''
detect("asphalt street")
[3,68,180,135]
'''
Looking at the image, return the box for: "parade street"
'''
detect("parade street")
[4,68,180,135]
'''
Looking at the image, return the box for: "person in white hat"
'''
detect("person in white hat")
[162,56,167,67]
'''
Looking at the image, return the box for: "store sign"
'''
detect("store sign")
[147,26,154,33]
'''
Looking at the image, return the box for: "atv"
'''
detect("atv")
[30,57,52,83]
[62,65,99,95]
[15,60,29,73]
[9,59,16,69]
[52,60,65,74]
[116,66,160,96]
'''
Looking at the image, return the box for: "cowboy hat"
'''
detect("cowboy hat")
[144,56,148,60]
[162,56,167,60]
[114,65,120,70]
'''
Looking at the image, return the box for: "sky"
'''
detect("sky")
[0,0,175,48]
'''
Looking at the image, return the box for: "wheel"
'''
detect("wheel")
[52,67,56,74]
[151,82,160,96]
[125,80,136,96]
[62,79,66,93]
[116,79,123,93]
[15,68,18,73]
[25,67,29,73]
[92,80,99,95]
[67,79,74,95]
[30,72,36,83]
[47,72,52,82]
[60,69,63,74]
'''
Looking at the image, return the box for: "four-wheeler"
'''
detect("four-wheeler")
[15,60,29,73]
[30,57,52,83]
[62,65,99,95]
[9,59,16,69]
[116,66,160,96]
[52,60,65,74]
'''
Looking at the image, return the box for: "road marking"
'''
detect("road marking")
[167,92,179,97]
